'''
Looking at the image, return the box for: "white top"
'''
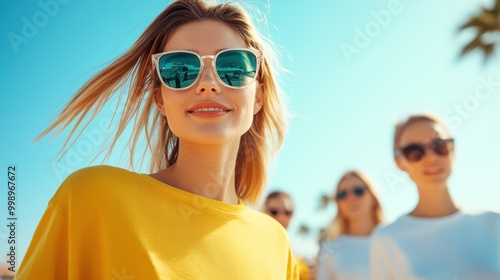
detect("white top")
[370,210,500,280]
[317,234,371,280]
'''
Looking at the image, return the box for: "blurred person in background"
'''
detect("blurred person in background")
[317,171,383,280]
[371,113,500,279]
[264,191,311,280]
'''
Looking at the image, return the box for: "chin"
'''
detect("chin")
[345,209,367,219]
[422,174,449,186]
[178,130,243,145]
[422,169,451,182]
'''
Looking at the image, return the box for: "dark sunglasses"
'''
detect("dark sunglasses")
[152,48,260,90]
[268,208,293,216]
[398,138,454,162]
[336,186,366,201]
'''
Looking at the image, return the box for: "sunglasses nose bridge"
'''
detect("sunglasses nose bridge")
[414,142,442,163]
[197,55,220,80]
[195,55,222,94]
[423,142,441,157]
[199,54,216,72]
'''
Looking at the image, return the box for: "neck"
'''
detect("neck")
[411,182,459,217]
[152,140,240,204]
[346,215,375,236]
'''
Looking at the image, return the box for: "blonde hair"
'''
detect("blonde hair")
[325,171,383,240]
[36,0,286,204]
[393,114,450,158]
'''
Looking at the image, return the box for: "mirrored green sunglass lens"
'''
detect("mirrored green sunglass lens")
[158,53,200,88]
[215,50,257,87]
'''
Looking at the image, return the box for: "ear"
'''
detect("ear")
[253,83,263,114]
[153,88,167,116]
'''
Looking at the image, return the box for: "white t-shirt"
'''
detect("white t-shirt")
[370,210,500,280]
[317,234,371,280]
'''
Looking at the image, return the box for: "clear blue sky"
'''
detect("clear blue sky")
[1,0,499,263]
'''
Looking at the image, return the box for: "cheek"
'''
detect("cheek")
[233,90,258,126]
[364,195,376,209]
[442,158,453,176]
[444,154,454,166]
[164,103,180,121]
[239,85,258,108]
[337,201,348,213]
[161,92,186,130]
[405,160,424,177]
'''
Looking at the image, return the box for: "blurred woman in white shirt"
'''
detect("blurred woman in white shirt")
[317,171,383,280]
[371,113,500,280]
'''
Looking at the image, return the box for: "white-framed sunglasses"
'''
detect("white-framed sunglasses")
[151,48,261,90]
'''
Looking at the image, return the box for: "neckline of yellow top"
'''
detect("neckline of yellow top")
[140,173,249,216]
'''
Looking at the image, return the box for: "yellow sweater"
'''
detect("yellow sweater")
[16,166,298,279]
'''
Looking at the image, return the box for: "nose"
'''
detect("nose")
[343,192,356,202]
[195,58,221,95]
[421,143,442,161]
[422,146,441,163]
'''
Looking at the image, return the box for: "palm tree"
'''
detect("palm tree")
[318,194,333,210]
[298,224,311,235]
[459,0,500,60]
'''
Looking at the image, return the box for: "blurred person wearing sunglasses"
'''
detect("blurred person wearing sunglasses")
[317,171,383,280]
[263,191,295,229]
[263,191,311,280]
[371,114,500,279]
[16,1,299,279]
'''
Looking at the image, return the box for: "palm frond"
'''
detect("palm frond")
[461,36,484,56]
[298,224,310,235]
[318,194,333,210]
[459,0,500,60]
[493,0,500,14]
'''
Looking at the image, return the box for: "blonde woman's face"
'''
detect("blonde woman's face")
[396,121,453,187]
[154,20,262,145]
[336,176,375,221]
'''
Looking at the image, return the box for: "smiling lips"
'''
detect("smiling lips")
[187,101,231,118]
[423,166,444,176]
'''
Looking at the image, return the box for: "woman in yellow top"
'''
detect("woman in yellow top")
[16,0,297,279]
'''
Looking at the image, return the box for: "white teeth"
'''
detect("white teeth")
[193,107,227,112]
